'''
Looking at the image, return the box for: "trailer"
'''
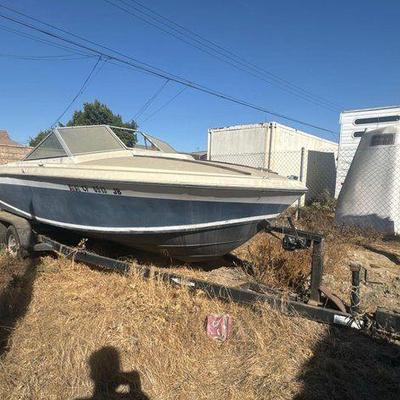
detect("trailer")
[336,105,400,197]
[0,210,398,337]
[336,125,400,234]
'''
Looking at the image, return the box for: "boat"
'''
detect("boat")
[0,125,306,261]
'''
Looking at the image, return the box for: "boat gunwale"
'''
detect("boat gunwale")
[0,172,307,194]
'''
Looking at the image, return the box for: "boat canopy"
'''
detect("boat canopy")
[24,125,176,161]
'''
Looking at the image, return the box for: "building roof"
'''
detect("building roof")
[341,105,400,114]
[189,150,207,160]
[208,121,338,145]
[0,130,22,146]
[190,150,207,156]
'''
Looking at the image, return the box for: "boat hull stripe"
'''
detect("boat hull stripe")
[0,177,302,204]
[0,198,278,233]
[0,182,296,233]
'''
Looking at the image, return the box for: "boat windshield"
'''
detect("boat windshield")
[25,133,68,160]
[109,126,177,153]
[143,133,176,153]
[58,126,125,155]
[24,125,177,161]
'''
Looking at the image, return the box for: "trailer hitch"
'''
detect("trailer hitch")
[258,218,311,250]
[259,217,325,305]
[282,217,310,250]
[282,234,308,251]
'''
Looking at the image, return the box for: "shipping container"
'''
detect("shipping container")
[208,122,338,203]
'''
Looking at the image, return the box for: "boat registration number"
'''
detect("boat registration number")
[68,184,122,195]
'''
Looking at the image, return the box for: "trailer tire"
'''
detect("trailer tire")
[5,225,27,259]
[0,222,7,246]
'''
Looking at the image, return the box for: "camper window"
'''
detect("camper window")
[353,131,365,138]
[355,115,400,125]
[370,134,395,147]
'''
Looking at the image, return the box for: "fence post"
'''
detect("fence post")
[309,237,324,305]
[296,147,305,220]
[267,123,274,171]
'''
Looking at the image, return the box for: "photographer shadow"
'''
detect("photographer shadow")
[77,346,149,400]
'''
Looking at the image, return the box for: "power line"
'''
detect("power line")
[104,0,335,110]
[132,79,169,120]
[104,0,338,112]
[0,4,168,72]
[0,1,341,113]
[0,9,336,135]
[140,87,187,123]
[108,0,342,112]
[0,23,93,57]
[0,52,94,61]
[127,0,343,110]
[0,6,337,136]
[51,56,104,127]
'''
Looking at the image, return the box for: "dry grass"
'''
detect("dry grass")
[235,233,311,293]
[232,207,357,296]
[295,206,400,312]
[297,205,385,245]
[0,206,399,399]
[0,254,324,399]
[0,253,399,400]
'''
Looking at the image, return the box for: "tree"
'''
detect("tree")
[30,100,137,148]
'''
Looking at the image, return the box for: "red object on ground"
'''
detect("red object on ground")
[206,314,233,341]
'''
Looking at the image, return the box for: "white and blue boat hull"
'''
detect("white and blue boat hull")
[0,175,302,261]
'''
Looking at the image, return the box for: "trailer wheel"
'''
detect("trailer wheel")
[5,225,25,258]
[0,222,7,246]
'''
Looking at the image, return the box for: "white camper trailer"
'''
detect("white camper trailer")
[336,105,400,197]
[336,125,400,234]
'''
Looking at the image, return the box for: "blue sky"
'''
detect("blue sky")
[0,0,399,151]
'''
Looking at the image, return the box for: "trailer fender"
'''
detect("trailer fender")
[0,211,35,252]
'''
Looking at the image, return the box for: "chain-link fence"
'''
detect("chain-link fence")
[212,132,400,235]
[211,148,337,205]
[335,144,400,234]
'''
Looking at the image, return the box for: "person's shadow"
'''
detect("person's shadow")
[77,346,150,400]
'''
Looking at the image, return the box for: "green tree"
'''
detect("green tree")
[30,100,137,148]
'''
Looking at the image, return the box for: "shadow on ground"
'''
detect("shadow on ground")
[77,346,149,400]
[0,257,38,356]
[361,243,400,265]
[294,327,400,400]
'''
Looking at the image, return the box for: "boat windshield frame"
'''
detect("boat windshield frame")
[23,125,176,161]
[108,126,177,153]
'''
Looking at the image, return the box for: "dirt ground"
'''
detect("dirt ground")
[324,240,400,313]
[168,232,400,316]
[0,212,399,399]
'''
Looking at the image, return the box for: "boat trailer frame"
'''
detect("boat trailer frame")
[0,210,399,336]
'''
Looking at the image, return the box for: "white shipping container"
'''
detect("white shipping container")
[208,122,338,203]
